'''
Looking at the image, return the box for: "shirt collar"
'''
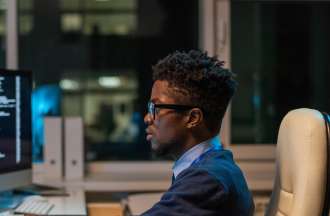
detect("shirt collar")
[172,135,222,178]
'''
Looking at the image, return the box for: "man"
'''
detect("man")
[143,50,254,215]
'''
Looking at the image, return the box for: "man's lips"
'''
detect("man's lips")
[146,134,153,141]
[145,129,153,141]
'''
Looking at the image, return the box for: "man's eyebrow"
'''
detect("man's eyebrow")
[150,98,160,103]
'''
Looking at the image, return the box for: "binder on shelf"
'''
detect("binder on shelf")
[64,117,84,180]
[44,117,63,179]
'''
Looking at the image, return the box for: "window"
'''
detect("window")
[18,0,199,162]
[231,1,330,145]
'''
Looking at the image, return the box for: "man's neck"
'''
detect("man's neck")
[173,132,217,160]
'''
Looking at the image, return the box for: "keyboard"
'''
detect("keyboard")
[14,198,54,215]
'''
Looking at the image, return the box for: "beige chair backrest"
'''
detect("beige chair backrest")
[265,108,329,216]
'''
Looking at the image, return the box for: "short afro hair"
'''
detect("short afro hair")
[152,50,237,131]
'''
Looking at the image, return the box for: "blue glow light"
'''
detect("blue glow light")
[32,85,61,162]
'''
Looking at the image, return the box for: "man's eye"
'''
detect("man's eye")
[155,108,161,114]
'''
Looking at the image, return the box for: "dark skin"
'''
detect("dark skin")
[144,80,215,159]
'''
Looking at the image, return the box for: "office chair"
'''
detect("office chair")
[265,108,330,216]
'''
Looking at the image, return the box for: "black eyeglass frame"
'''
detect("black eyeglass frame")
[147,101,198,120]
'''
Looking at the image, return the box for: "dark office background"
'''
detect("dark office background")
[1,0,327,160]
[17,0,199,161]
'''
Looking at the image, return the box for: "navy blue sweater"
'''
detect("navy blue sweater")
[141,149,254,216]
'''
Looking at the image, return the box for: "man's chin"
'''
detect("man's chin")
[151,141,168,157]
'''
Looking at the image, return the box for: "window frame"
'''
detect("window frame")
[5,0,18,69]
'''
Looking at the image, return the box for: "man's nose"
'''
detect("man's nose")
[144,113,153,125]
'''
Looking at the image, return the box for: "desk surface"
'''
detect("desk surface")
[46,189,86,215]
[0,189,86,216]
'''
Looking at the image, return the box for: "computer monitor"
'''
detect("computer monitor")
[0,69,32,192]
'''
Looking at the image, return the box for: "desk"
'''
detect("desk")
[46,189,86,215]
[0,189,86,216]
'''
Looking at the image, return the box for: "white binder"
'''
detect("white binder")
[44,117,63,179]
[64,117,84,180]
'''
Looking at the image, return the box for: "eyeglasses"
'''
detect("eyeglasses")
[147,101,195,120]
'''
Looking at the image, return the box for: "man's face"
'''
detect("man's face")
[144,80,188,156]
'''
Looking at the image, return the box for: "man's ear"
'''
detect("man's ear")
[186,108,203,128]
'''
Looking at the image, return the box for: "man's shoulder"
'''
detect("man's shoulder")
[169,166,230,204]
[143,150,254,216]
[175,163,225,186]
[192,149,239,175]
[177,149,247,190]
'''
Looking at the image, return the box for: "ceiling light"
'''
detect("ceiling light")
[59,79,79,90]
[98,76,121,88]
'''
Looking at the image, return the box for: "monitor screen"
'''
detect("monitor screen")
[0,69,32,192]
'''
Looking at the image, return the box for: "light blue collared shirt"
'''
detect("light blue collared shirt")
[172,136,222,179]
